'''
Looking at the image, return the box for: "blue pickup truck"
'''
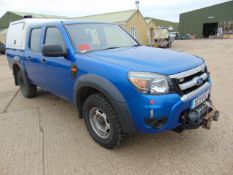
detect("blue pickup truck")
[6,19,219,149]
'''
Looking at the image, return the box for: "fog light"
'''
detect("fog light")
[144,117,167,129]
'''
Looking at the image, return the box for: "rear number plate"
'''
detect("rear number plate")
[191,90,209,109]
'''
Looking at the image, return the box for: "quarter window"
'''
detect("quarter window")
[30,28,41,52]
[44,27,65,51]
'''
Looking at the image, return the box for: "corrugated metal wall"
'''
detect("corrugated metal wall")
[179,1,233,38]
[0,12,22,29]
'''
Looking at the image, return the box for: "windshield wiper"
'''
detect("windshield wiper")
[78,45,139,54]
[78,47,120,54]
[102,46,120,50]
[102,45,140,50]
[132,44,141,47]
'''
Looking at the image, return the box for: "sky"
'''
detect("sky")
[0,0,230,22]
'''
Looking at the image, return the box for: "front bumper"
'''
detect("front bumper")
[127,84,219,134]
[173,101,219,133]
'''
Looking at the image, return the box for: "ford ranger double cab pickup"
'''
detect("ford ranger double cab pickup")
[6,19,219,149]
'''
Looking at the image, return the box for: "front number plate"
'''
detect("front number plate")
[191,90,210,109]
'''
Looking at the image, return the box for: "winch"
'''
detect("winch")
[202,101,219,129]
[174,101,219,132]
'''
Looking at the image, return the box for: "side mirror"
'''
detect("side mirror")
[42,44,66,57]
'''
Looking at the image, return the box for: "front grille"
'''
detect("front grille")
[181,79,208,94]
[170,64,209,96]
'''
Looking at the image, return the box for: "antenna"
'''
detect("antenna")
[135,0,140,9]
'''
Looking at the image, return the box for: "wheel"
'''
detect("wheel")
[83,93,124,149]
[167,42,172,48]
[17,70,37,98]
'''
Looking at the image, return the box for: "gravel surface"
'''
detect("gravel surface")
[0,39,232,175]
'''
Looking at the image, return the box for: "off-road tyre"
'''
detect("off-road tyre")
[83,93,124,149]
[17,70,37,98]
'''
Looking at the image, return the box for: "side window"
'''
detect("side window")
[30,28,41,52]
[44,27,65,51]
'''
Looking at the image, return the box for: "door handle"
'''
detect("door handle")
[41,58,47,64]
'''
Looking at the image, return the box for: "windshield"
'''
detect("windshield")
[65,23,139,53]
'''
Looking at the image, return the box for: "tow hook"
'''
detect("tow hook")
[173,101,220,133]
[202,101,219,129]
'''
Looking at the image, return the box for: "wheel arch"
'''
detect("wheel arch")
[13,63,20,85]
[74,74,126,114]
[74,74,136,133]
[12,56,24,86]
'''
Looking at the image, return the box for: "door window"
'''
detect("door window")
[44,27,65,51]
[30,28,42,52]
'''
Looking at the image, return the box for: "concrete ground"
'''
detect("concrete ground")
[0,39,232,175]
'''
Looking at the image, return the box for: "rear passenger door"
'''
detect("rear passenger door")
[39,26,74,101]
[24,27,43,85]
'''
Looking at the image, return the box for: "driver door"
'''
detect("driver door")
[39,26,74,101]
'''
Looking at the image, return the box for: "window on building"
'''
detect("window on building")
[30,28,41,52]
[130,26,137,39]
[44,27,65,51]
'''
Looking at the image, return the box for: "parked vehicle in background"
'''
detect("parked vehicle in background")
[154,28,174,48]
[180,33,192,40]
[169,32,180,40]
[6,19,219,149]
[0,42,5,54]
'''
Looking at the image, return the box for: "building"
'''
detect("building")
[179,1,233,38]
[0,11,66,43]
[145,17,178,43]
[0,29,7,43]
[0,9,178,45]
[75,10,178,45]
[0,11,66,29]
[75,10,149,45]
[145,17,178,31]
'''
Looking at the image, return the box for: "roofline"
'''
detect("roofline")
[74,9,138,22]
[125,9,139,22]
[144,17,178,24]
[180,0,232,15]
[8,10,67,18]
[63,20,118,25]
[1,11,22,18]
[9,18,117,26]
[125,10,149,26]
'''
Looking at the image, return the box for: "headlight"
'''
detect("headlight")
[128,72,174,94]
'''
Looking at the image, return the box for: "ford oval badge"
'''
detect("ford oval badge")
[196,78,204,85]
